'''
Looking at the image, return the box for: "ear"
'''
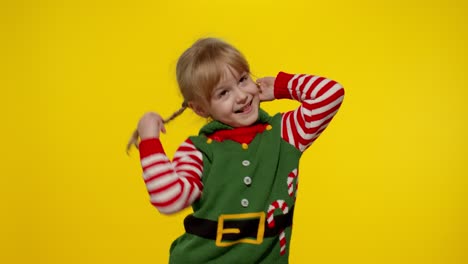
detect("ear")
[188,101,210,118]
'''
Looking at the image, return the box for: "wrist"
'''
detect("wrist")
[139,131,159,140]
[140,134,159,141]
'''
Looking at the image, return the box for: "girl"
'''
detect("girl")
[129,38,344,263]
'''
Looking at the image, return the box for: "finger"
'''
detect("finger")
[160,120,167,134]
[256,82,263,93]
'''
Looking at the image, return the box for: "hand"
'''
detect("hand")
[256,77,276,102]
[137,112,166,139]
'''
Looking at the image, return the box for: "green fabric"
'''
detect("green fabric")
[169,110,302,264]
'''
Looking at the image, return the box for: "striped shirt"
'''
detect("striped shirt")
[139,72,344,214]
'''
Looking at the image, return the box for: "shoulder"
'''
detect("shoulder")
[188,135,214,158]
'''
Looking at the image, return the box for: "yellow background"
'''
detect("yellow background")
[1,0,467,263]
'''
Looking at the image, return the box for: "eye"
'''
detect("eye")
[239,74,249,83]
[217,89,228,98]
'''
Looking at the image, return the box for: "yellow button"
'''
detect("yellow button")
[266,125,272,131]
[242,143,248,150]
[207,138,213,144]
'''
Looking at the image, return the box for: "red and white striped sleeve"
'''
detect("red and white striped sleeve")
[274,72,345,152]
[139,138,203,214]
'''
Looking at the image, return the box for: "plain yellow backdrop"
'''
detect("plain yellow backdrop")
[1,0,467,263]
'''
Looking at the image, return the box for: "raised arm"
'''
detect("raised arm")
[137,112,203,214]
[139,138,203,214]
[259,72,345,152]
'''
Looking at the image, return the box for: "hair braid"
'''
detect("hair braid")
[126,102,188,154]
[163,101,188,123]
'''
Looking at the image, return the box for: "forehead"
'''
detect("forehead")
[217,66,242,87]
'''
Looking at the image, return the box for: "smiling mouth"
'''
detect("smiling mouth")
[234,100,253,114]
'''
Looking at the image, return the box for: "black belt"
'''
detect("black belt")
[184,206,294,243]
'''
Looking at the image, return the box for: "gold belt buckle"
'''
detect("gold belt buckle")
[215,212,265,247]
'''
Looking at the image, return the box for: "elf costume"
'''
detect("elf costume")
[138,72,345,263]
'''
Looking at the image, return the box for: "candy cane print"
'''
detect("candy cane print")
[287,168,298,199]
[267,200,289,255]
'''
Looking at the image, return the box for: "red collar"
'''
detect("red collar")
[208,123,269,144]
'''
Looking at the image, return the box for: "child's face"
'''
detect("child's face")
[206,67,260,127]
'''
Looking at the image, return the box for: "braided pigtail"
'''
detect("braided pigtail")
[162,101,188,123]
[126,102,188,154]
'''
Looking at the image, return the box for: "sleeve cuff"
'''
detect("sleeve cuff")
[274,71,295,99]
[139,138,165,159]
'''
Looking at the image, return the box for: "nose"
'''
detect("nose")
[235,87,248,104]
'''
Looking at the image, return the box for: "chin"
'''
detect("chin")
[241,108,259,127]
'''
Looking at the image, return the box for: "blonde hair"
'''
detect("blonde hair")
[176,37,250,107]
[127,38,249,153]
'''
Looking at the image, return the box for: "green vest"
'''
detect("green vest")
[169,110,302,264]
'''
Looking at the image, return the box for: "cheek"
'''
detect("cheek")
[210,100,231,114]
[246,83,260,94]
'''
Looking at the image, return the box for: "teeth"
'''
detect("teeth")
[235,101,251,113]
[237,105,247,113]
